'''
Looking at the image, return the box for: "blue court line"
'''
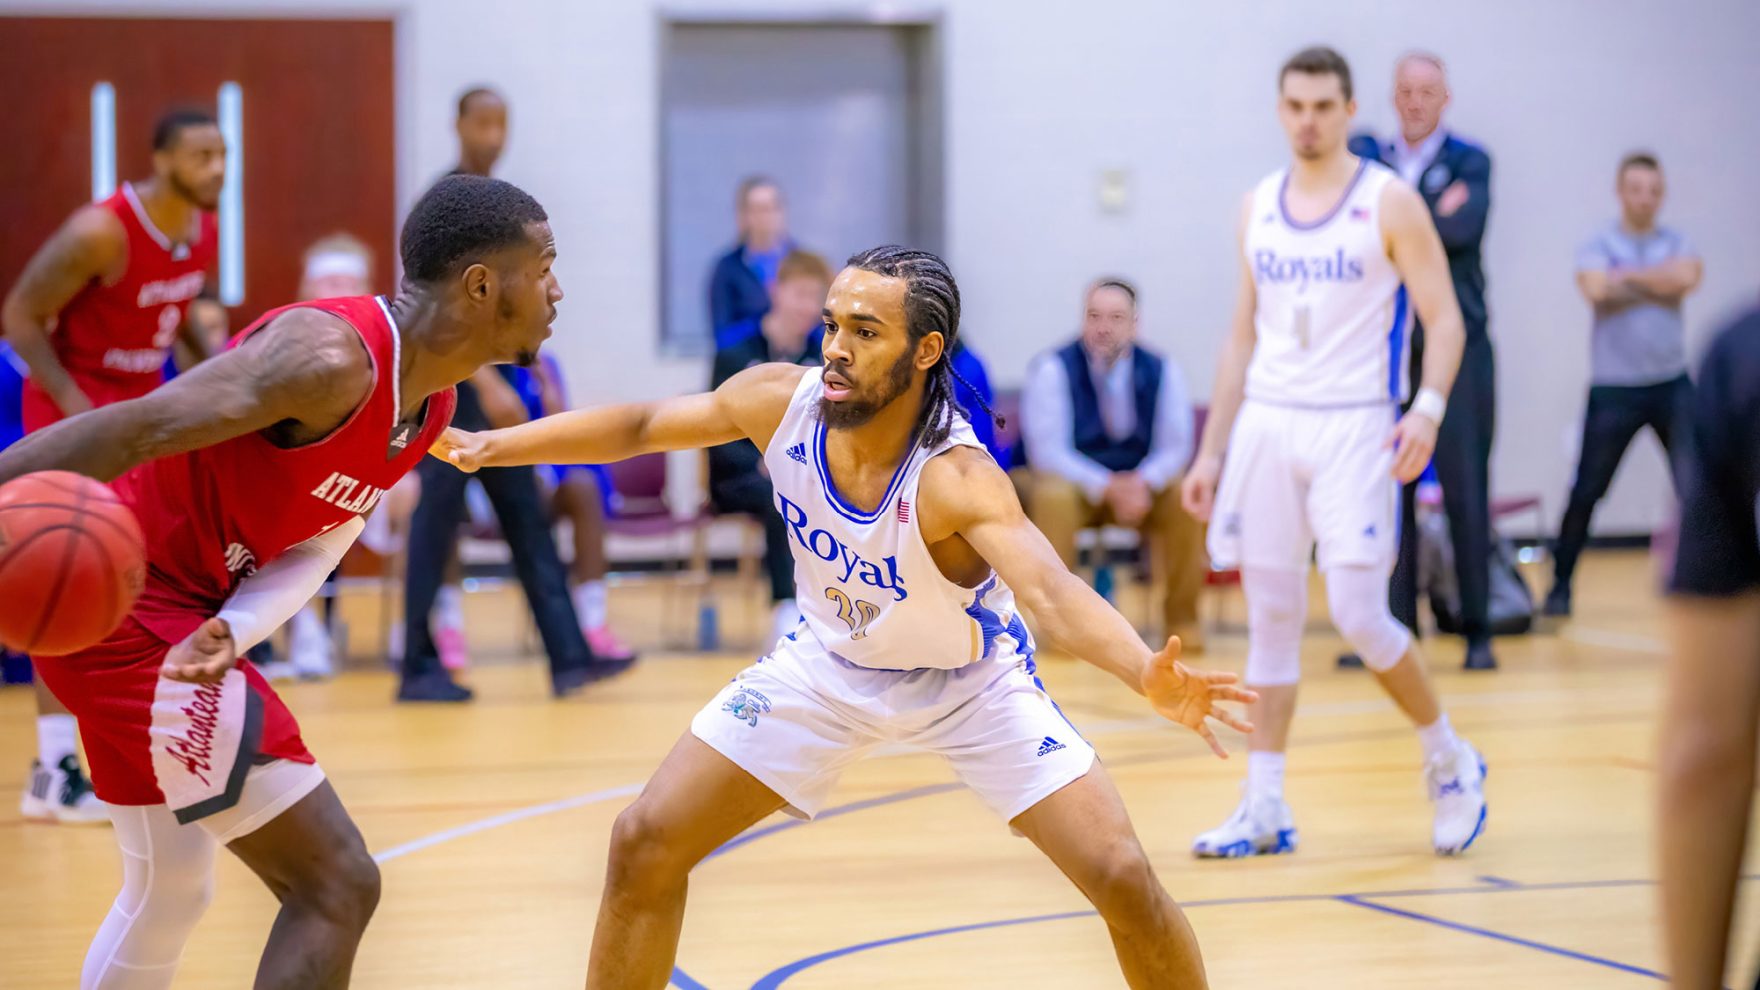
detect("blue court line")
[739,879,1682,988]
[1334,895,1666,980]
[701,782,965,863]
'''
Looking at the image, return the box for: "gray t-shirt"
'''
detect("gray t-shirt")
[1575,222,1697,386]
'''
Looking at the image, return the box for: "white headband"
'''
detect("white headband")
[304,251,370,283]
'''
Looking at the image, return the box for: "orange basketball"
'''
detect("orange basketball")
[0,471,145,656]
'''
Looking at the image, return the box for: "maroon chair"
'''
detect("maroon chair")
[604,453,712,647]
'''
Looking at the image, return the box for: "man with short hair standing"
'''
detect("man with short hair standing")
[1546,152,1702,617]
[1349,51,1498,670]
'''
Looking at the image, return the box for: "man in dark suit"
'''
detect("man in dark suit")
[707,177,792,348]
[1348,51,1498,670]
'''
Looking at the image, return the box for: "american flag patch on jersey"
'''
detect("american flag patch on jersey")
[897,500,911,523]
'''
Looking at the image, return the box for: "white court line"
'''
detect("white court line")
[373,783,643,865]
[1562,627,1667,655]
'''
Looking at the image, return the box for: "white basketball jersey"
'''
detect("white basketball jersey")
[1243,159,1410,407]
[762,368,1034,671]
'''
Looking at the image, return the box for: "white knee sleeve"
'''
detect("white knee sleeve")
[1242,566,1307,686]
[83,805,217,990]
[1324,565,1413,672]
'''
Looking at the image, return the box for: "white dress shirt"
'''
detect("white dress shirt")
[1391,128,1447,188]
[1021,344,1194,503]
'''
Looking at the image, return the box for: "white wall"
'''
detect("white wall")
[9,0,1758,537]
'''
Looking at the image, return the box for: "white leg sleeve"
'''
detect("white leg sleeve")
[1242,566,1307,686]
[82,805,218,990]
[1323,564,1413,672]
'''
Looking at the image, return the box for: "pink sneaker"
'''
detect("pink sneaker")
[585,625,636,662]
[435,626,470,672]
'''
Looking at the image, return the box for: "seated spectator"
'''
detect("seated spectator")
[709,249,829,640]
[948,341,1008,465]
[508,353,635,660]
[261,233,382,681]
[1021,278,1209,651]
[709,176,791,348]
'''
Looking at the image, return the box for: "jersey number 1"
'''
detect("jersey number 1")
[824,587,880,640]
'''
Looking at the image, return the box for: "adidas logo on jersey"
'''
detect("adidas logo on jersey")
[1036,736,1066,757]
[787,443,807,465]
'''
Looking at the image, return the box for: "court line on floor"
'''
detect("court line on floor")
[372,783,643,865]
[1334,895,1666,980]
[743,877,1694,987]
[356,695,1651,987]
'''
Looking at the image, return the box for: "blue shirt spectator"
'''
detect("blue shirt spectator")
[948,344,1007,465]
[708,177,791,342]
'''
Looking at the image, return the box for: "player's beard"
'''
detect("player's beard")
[817,347,914,431]
[169,170,219,211]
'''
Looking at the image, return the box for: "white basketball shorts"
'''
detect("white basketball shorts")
[1207,399,1400,573]
[691,633,1096,825]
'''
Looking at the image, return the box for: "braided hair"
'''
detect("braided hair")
[845,246,1004,449]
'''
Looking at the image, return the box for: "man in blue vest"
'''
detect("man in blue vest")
[1021,278,1207,651]
[1349,51,1499,670]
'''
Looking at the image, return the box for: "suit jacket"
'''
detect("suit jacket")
[1350,132,1491,337]
[708,244,774,341]
[706,329,823,495]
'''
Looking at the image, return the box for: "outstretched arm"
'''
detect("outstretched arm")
[0,309,369,485]
[1,207,127,417]
[435,362,807,471]
[920,448,1256,756]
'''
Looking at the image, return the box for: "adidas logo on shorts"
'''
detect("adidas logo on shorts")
[787,443,808,465]
[1036,736,1066,757]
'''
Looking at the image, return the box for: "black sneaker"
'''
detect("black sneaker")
[20,756,109,824]
[585,655,638,683]
[397,670,474,703]
[1462,638,1498,671]
[1542,585,1572,618]
[1336,653,1366,670]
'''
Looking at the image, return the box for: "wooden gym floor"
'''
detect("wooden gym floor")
[2,550,1757,988]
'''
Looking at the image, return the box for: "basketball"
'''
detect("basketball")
[0,471,145,656]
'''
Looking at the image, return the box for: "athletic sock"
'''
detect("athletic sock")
[1416,713,1461,764]
[37,714,77,768]
[573,580,609,630]
[1246,751,1286,801]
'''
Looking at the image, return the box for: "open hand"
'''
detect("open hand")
[1179,455,1223,522]
[1388,411,1439,483]
[162,618,238,685]
[1139,635,1257,758]
[430,428,489,473]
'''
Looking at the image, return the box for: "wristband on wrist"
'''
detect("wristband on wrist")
[1410,387,1447,424]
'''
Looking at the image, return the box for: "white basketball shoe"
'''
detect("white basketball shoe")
[20,756,109,825]
[1426,742,1488,855]
[1192,788,1298,858]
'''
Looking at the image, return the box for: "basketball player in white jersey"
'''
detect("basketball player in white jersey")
[1180,47,1488,858]
[438,246,1255,988]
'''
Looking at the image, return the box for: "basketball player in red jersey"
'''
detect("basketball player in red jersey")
[0,175,558,989]
[2,108,224,825]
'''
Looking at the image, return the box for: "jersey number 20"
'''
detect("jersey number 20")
[824,587,880,640]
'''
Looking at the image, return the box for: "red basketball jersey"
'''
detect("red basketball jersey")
[47,183,218,395]
[115,295,456,643]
